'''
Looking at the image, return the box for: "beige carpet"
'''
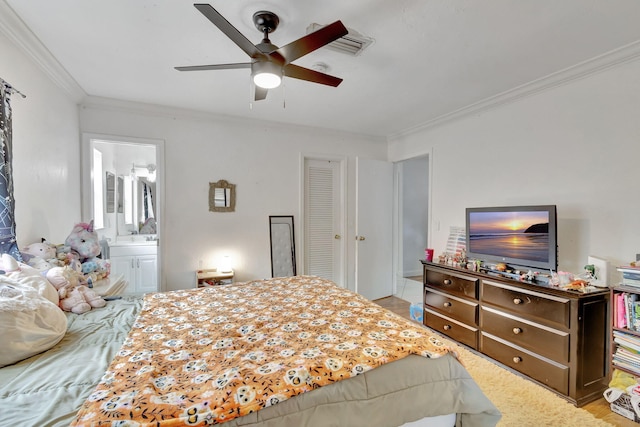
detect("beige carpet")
[447,341,613,426]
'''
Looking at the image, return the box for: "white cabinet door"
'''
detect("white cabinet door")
[111,256,135,294]
[110,253,158,294]
[136,255,158,294]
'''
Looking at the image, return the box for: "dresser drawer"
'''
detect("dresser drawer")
[425,289,478,326]
[481,307,569,363]
[482,280,570,329]
[481,333,569,395]
[425,308,478,349]
[425,268,478,300]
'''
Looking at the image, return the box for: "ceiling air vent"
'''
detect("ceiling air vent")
[306,23,374,56]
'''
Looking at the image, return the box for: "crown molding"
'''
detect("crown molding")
[81,95,386,144]
[389,39,640,141]
[0,1,85,101]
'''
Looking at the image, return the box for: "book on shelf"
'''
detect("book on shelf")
[618,265,640,271]
[615,293,627,328]
[614,337,640,353]
[613,292,640,330]
[614,330,640,356]
[616,347,640,362]
[618,266,640,279]
[613,331,640,375]
[622,277,640,287]
[612,359,640,375]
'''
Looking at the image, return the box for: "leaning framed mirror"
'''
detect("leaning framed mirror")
[269,215,296,278]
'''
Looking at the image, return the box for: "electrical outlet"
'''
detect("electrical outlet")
[198,259,203,269]
[636,253,640,261]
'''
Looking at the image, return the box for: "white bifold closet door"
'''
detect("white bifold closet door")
[304,158,344,285]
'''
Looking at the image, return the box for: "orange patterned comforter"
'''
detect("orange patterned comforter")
[71,276,450,426]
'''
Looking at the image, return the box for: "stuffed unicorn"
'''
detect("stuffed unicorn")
[64,220,110,282]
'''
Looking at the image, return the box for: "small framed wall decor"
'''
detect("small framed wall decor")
[209,180,236,212]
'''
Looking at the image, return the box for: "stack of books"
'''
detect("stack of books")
[613,330,640,375]
[613,292,640,330]
[618,265,640,287]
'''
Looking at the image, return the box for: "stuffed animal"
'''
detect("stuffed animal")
[22,239,56,260]
[45,266,106,314]
[20,239,58,272]
[64,220,110,281]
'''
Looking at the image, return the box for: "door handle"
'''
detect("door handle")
[356,236,365,241]
[335,234,341,239]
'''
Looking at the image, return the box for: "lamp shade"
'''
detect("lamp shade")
[252,61,282,89]
[219,255,233,273]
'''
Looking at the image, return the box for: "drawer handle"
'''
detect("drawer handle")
[513,298,523,305]
[443,279,452,285]
[513,356,522,363]
[443,302,452,307]
[512,327,523,335]
[443,325,451,331]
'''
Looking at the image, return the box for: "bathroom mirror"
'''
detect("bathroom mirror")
[105,172,115,213]
[269,215,296,277]
[117,176,124,213]
[209,180,236,212]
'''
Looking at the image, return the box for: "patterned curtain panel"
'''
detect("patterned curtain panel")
[0,81,22,260]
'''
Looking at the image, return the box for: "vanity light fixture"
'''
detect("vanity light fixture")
[131,164,157,182]
[146,165,157,183]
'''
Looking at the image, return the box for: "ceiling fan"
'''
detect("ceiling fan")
[175,4,348,101]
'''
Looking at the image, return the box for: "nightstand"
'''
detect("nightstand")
[196,268,234,287]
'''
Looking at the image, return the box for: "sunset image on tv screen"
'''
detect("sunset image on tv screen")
[468,211,549,262]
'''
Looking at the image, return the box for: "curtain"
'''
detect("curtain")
[0,80,22,260]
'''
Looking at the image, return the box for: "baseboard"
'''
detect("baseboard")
[403,269,422,278]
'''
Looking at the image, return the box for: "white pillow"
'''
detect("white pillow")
[0,276,67,367]
[0,253,59,305]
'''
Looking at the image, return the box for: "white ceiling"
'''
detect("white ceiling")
[4,0,640,138]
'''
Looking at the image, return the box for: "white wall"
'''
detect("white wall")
[389,58,640,282]
[79,102,386,291]
[0,31,82,246]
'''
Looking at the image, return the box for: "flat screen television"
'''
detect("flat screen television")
[465,205,557,272]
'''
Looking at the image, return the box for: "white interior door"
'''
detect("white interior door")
[303,158,344,285]
[355,157,393,300]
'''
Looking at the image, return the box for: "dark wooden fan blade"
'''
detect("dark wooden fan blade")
[175,63,252,72]
[284,64,343,87]
[194,4,263,59]
[276,21,348,64]
[255,86,268,101]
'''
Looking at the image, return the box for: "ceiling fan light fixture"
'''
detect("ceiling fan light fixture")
[252,62,282,89]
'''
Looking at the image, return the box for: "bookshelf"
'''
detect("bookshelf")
[611,285,640,377]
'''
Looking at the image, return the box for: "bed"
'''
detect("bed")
[0,275,500,427]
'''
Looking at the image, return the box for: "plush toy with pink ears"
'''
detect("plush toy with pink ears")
[64,220,110,281]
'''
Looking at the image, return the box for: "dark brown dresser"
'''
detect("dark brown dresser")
[422,261,609,407]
